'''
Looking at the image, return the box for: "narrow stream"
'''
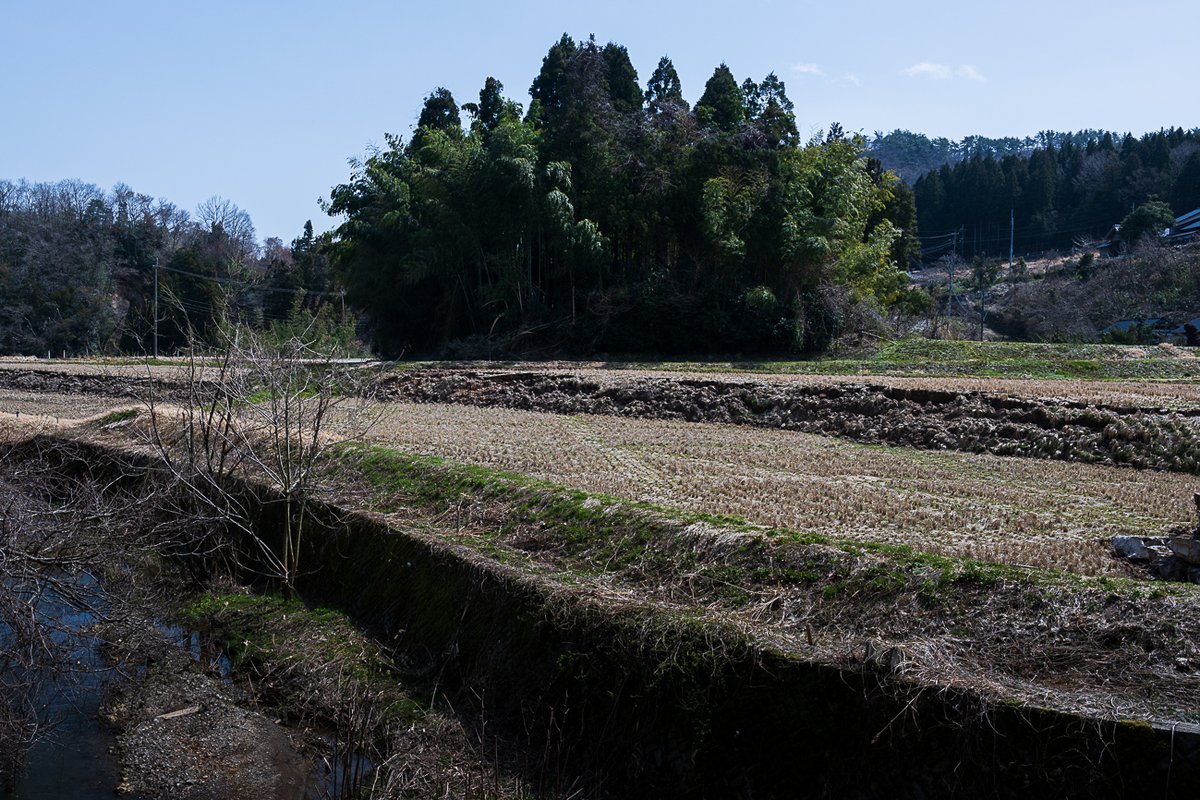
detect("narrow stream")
[2,577,372,799]
[2,575,122,799]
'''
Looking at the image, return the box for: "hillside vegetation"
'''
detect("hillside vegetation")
[5,48,1200,361]
[0,181,342,357]
[992,243,1200,342]
[913,128,1200,257]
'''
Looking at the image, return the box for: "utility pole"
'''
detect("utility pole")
[946,228,960,333]
[1009,208,1014,274]
[153,256,159,359]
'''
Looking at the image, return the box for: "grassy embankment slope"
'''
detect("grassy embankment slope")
[593,339,1200,381]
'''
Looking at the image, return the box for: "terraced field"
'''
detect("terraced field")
[3,353,1198,581]
[3,349,1200,795]
[356,401,1200,575]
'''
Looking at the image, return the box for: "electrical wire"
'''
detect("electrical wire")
[158,263,343,299]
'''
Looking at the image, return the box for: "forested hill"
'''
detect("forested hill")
[912,128,1200,258]
[867,129,1117,184]
[0,180,336,357]
[15,37,1196,360]
[0,35,920,360]
[328,34,920,358]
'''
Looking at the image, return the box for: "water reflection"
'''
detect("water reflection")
[2,578,374,800]
[2,573,121,799]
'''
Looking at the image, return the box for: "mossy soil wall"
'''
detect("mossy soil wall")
[278,504,1200,798]
[17,435,1200,799]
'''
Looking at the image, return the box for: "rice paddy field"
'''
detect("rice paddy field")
[2,346,1199,583]
[511,366,1200,410]
[352,400,1200,576]
[0,390,134,421]
[5,345,1200,746]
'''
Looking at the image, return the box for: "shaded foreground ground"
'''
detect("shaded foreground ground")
[70,422,1200,796]
[0,430,539,799]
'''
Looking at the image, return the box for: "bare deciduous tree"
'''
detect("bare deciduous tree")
[194,195,258,263]
[143,311,375,591]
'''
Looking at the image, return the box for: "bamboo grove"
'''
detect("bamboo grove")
[328,35,918,357]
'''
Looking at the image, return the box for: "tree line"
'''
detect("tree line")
[868,129,1117,184]
[327,34,918,357]
[911,128,1200,259]
[16,37,1197,359]
[0,180,338,357]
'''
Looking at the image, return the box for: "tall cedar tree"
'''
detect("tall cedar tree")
[695,64,745,132]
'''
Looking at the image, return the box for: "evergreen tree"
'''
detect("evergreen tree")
[467,77,507,134]
[416,87,461,134]
[601,43,642,113]
[1120,198,1176,244]
[751,72,797,147]
[695,64,745,132]
[529,33,578,123]
[1173,151,1200,212]
[328,37,906,357]
[912,128,1200,256]
[645,56,687,114]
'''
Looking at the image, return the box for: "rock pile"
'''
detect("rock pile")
[1113,492,1200,583]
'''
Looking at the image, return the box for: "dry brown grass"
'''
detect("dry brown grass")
[3,359,1196,578]
[0,389,131,421]
[4,358,1198,408]
[352,402,1200,576]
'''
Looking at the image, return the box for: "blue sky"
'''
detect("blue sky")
[2,1,1195,242]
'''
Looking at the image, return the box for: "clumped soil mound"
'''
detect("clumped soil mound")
[0,368,179,399]
[376,370,1200,473]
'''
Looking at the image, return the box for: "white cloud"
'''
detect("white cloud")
[902,62,987,82]
[956,64,986,82]
[903,62,952,79]
[844,72,862,87]
[790,63,825,77]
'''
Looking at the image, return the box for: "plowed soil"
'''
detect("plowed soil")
[375,370,1200,473]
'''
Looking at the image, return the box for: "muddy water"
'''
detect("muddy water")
[8,682,121,800]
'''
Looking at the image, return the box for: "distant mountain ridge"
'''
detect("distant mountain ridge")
[868,129,1134,184]
[905,127,1200,258]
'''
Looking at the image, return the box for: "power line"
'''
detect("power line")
[163,293,299,323]
[158,263,343,299]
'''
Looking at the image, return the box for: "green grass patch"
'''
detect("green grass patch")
[183,588,426,724]
[424,338,1200,381]
[98,408,138,424]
